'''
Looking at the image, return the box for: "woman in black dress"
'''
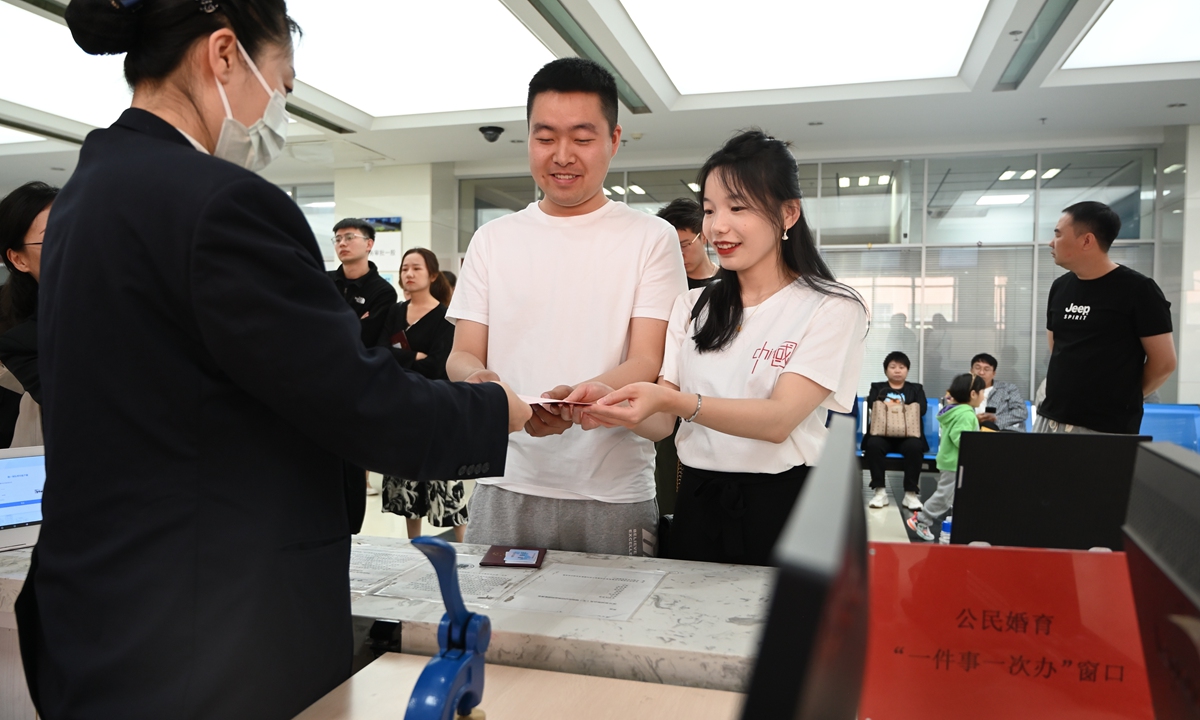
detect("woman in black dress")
[376,248,467,540]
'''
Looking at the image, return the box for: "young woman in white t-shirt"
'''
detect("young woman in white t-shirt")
[581,130,868,566]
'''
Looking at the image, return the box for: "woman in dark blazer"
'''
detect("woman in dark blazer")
[20,3,529,719]
[862,351,929,511]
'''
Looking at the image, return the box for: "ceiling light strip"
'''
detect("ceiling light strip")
[285,104,351,134]
[525,0,651,114]
[994,0,1079,91]
[0,118,80,145]
[11,0,66,19]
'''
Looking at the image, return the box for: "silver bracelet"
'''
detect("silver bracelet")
[684,394,702,423]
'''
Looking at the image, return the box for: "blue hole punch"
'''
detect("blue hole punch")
[404,537,490,720]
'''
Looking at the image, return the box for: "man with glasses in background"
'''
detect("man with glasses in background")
[329,218,396,347]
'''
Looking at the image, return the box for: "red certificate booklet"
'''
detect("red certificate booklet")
[389,328,411,350]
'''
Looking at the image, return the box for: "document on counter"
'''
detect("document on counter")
[500,564,666,621]
[372,555,537,603]
[349,544,428,595]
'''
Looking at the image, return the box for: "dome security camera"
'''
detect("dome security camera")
[479,126,505,143]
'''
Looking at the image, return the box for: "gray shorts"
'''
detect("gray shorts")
[463,484,659,556]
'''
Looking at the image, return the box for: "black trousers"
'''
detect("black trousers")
[862,435,926,493]
[671,464,810,567]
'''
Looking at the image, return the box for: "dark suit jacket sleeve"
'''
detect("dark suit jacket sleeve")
[0,319,40,404]
[190,178,508,481]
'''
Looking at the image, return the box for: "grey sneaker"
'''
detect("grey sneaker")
[906,512,935,542]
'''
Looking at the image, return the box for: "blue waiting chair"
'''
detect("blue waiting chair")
[1139,404,1200,454]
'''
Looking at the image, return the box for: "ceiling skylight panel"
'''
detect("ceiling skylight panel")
[1063,0,1200,69]
[0,126,45,145]
[0,3,132,128]
[619,0,989,95]
[287,0,554,117]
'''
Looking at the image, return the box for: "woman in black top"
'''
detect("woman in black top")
[376,248,466,539]
[862,351,928,510]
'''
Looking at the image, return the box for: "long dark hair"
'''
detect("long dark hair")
[402,248,453,306]
[0,181,58,333]
[692,130,865,352]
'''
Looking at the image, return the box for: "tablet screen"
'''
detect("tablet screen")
[0,452,45,530]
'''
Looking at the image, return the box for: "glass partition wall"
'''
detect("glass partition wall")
[458,148,1163,401]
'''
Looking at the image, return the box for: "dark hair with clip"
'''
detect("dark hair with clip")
[0,181,59,333]
[947,373,987,405]
[690,129,866,353]
[65,0,299,87]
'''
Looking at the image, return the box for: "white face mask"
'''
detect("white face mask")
[213,42,289,172]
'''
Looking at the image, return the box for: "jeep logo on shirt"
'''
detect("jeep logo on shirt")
[1064,303,1091,321]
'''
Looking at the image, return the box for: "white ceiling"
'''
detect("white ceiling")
[1,0,1199,196]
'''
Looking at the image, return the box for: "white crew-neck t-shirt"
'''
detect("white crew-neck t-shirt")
[661,282,867,474]
[447,200,686,503]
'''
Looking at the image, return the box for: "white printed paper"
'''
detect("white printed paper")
[501,564,666,621]
[349,544,427,595]
[372,555,535,602]
[517,394,592,407]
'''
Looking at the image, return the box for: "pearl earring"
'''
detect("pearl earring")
[783,231,789,241]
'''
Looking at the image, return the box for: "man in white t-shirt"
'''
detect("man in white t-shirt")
[445,58,687,555]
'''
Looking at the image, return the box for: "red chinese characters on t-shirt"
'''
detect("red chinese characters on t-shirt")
[751,341,798,373]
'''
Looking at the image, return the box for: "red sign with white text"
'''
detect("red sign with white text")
[861,542,1153,720]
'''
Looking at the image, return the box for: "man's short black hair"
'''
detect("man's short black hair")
[656,198,702,235]
[1063,201,1120,252]
[527,58,618,134]
[883,351,910,371]
[970,353,998,371]
[332,218,375,241]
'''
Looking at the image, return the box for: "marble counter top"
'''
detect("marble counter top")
[350,537,774,692]
[0,538,774,693]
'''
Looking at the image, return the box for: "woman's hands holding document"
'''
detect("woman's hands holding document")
[582,381,682,442]
[584,381,669,428]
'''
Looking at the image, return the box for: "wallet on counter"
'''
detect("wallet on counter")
[480,545,547,568]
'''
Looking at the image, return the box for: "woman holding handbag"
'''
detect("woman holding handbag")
[863,351,928,510]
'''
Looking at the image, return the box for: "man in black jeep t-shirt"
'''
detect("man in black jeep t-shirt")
[1039,201,1175,434]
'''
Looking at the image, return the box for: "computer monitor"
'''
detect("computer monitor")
[1124,442,1200,720]
[740,416,868,720]
[0,445,46,551]
[950,432,1148,550]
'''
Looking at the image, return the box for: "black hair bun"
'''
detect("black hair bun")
[65,0,142,56]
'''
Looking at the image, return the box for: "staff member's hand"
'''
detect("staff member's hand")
[978,412,998,423]
[490,381,533,434]
[586,382,672,428]
[526,385,573,437]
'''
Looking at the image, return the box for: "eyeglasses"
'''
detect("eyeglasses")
[679,232,702,249]
[331,233,370,245]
